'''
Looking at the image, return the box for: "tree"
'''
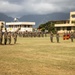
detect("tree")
[38,21,55,33]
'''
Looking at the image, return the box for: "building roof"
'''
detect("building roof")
[6,22,35,26]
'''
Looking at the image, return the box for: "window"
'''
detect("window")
[28,25,30,27]
[57,27,60,30]
[24,25,26,27]
[72,21,75,24]
[72,15,75,18]
[62,27,65,30]
[67,27,71,30]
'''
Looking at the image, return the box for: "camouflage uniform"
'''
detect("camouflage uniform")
[70,32,74,42]
[56,33,60,43]
[50,32,53,42]
[4,30,8,45]
[13,32,17,44]
[45,32,47,37]
[0,29,3,44]
[8,32,11,44]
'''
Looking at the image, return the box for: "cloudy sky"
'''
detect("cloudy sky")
[0,0,75,17]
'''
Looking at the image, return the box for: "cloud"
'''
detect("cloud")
[0,0,75,17]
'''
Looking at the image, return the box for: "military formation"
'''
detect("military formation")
[18,31,47,37]
[0,26,75,45]
[0,28,18,45]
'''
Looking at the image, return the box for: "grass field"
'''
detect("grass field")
[0,36,75,75]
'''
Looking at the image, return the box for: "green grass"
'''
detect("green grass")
[0,36,75,75]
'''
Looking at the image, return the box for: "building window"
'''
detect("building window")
[30,25,32,28]
[20,25,21,27]
[72,21,75,24]
[67,27,71,30]
[15,25,18,28]
[72,15,75,18]
[26,25,28,28]
[9,25,11,27]
[24,25,26,27]
[62,27,65,30]
[28,25,30,27]
[73,27,75,30]
[57,27,60,31]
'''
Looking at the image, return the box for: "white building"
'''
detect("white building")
[6,22,35,32]
[55,11,75,33]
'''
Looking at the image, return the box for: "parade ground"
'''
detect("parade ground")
[0,36,75,75]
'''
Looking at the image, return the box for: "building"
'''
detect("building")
[55,11,75,33]
[6,21,35,32]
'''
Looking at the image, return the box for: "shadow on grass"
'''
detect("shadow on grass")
[0,43,20,45]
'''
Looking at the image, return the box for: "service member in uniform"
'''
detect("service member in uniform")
[4,28,8,45]
[13,32,17,44]
[8,32,11,44]
[0,28,3,44]
[70,32,74,42]
[56,33,60,43]
[50,32,53,42]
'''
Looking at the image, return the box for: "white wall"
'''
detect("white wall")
[7,27,33,32]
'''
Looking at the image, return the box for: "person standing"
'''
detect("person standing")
[8,32,11,44]
[70,32,74,42]
[56,33,60,43]
[13,32,17,44]
[50,32,53,42]
[4,28,8,45]
[0,29,3,44]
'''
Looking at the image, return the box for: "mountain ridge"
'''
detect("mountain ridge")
[0,13,13,22]
[0,12,70,27]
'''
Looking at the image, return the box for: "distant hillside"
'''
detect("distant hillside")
[19,12,70,27]
[0,13,13,22]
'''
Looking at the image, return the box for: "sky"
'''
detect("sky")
[0,0,75,18]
